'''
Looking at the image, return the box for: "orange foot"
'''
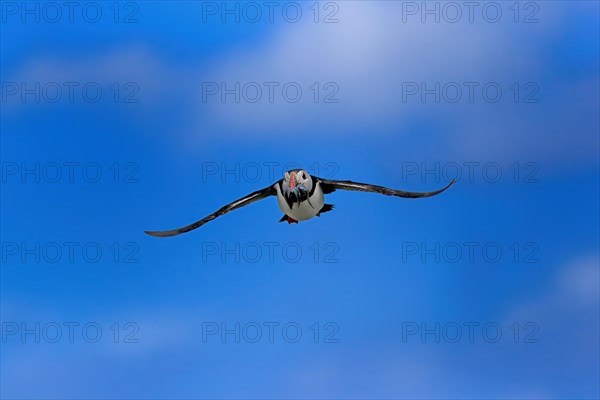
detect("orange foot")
[287,217,298,224]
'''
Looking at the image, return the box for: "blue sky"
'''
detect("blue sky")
[1,1,599,398]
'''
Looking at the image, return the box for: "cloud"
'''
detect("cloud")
[510,253,599,317]
[190,1,598,166]
[3,44,173,111]
[499,252,600,396]
[5,3,598,164]
[558,253,600,306]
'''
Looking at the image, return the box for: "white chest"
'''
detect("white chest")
[275,182,325,221]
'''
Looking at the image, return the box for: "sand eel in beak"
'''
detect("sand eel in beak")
[144,169,456,237]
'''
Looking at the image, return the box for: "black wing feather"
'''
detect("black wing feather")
[145,184,277,237]
[317,177,456,198]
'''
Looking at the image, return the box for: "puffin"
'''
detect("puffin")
[144,169,455,237]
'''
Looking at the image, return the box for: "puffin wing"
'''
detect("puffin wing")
[317,177,456,198]
[145,184,277,237]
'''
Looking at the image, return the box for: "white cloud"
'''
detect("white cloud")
[511,253,599,316]
[189,1,598,166]
[5,2,597,165]
[558,253,600,307]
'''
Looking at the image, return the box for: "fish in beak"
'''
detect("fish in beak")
[285,173,308,208]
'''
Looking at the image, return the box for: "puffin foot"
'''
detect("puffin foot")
[287,217,298,224]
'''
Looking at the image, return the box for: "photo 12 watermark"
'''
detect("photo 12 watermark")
[400,2,540,24]
[200,161,339,184]
[1,162,139,184]
[201,81,339,104]
[201,321,339,343]
[400,161,539,184]
[400,241,540,264]
[401,321,540,343]
[401,81,540,104]
[200,241,340,264]
[1,241,140,264]
[1,321,139,344]
[1,2,140,23]
[1,82,140,104]
[200,2,340,24]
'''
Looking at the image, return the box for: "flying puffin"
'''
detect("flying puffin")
[144,169,456,237]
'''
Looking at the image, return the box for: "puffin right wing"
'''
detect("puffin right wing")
[145,184,278,237]
[316,177,456,198]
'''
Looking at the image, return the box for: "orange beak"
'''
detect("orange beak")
[290,174,295,189]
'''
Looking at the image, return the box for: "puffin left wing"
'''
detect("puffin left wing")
[316,177,456,198]
[145,184,277,237]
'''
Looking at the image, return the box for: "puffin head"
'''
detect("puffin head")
[282,169,313,207]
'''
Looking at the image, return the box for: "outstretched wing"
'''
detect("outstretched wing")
[145,184,277,237]
[317,177,456,198]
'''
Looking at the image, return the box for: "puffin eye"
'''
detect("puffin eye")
[302,172,307,180]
